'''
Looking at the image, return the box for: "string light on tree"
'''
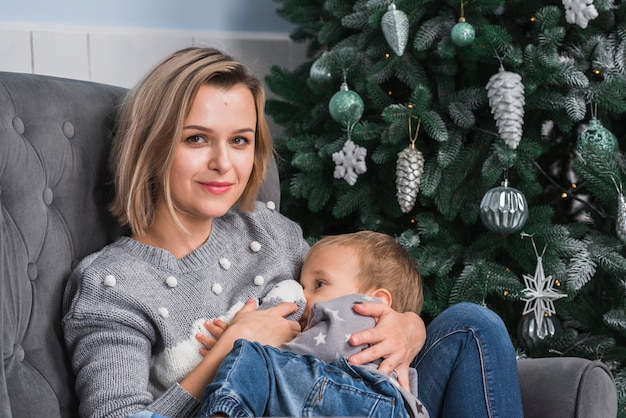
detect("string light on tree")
[381,2,409,56]
[451,1,475,47]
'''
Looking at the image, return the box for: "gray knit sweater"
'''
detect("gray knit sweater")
[62,202,309,418]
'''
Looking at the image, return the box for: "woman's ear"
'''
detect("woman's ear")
[369,288,392,307]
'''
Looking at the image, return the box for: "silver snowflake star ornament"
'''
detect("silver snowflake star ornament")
[522,256,566,331]
[332,139,367,186]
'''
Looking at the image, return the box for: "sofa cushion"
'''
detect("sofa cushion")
[518,356,617,418]
[0,72,126,417]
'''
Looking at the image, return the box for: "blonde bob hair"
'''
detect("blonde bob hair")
[109,47,272,235]
[306,231,424,314]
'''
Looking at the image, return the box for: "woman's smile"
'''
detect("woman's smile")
[200,181,234,195]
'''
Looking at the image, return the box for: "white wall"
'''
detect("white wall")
[0,1,307,89]
[0,0,295,33]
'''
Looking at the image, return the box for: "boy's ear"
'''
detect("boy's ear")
[370,288,392,307]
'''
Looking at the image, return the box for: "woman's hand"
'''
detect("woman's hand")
[348,302,425,391]
[224,299,302,347]
[182,299,301,399]
[196,299,301,355]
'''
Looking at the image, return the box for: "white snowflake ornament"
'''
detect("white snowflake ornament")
[332,139,367,186]
[563,0,598,29]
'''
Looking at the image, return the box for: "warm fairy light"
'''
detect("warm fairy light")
[503,290,509,296]
[555,280,561,287]
[530,16,536,22]
[594,69,601,75]
[385,53,391,59]
[561,192,568,199]
[572,183,577,189]
[388,90,393,96]
[410,217,416,224]
[408,103,413,109]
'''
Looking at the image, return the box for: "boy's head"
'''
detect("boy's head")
[299,231,423,325]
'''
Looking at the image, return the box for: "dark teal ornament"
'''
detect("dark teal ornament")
[328,82,364,126]
[451,18,475,47]
[576,118,618,158]
[517,313,563,352]
[309,52,332,83]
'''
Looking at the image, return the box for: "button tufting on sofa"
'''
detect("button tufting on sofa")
[12,116,24,134]
[62,121,75,139]
[27,263,38,281]
[12,344,25,362]
[43,187,54,205]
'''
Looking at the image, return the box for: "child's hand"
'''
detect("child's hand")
[196,319,229,356]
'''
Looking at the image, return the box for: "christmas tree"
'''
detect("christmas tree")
[266,0,626,412]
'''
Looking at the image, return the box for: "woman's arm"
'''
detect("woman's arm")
[347,302,426,390]
[180,299,301,399]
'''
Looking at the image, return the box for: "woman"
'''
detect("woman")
[62,47,522,418]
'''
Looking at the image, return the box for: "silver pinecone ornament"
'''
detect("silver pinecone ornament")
[396,143,424,213]
[486,67,525,149]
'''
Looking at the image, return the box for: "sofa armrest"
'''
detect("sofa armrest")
[518,357,616,418]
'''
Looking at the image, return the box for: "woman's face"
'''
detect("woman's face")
[168,83,256,225]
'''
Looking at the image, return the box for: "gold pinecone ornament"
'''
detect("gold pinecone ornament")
[486,67,525,149]
[396,142,425,213]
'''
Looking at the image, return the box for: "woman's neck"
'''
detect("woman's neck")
[133,206,213,259]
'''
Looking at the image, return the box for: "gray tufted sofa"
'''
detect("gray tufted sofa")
[0,71,618,418]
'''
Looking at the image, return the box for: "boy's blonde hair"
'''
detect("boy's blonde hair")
[109,47,273,235]
[305,230,423,314]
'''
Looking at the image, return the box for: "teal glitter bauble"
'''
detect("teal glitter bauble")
[451,21,475,47]
[576,118,618,157]
[328,82,364,126]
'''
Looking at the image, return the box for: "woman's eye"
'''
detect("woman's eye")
[186,135,205,144]
[231,136,251,146]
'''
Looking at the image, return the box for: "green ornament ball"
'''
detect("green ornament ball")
[329,83,364,126]
[576,118,618,157]
[309,53,332,83]
[451,20,475,47]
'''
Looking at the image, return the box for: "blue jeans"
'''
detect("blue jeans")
[201,302,523,418]
[200,340,410,417]
[412,302,523,417]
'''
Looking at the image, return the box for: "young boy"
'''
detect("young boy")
[199,230,427,418]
